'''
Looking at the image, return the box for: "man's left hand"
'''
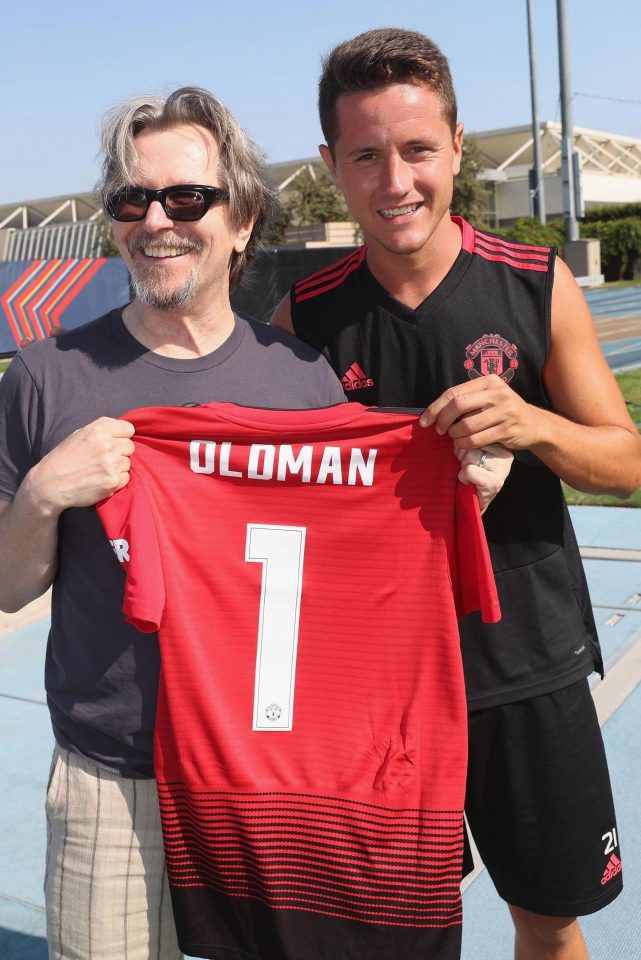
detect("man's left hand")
[454,442,514,515]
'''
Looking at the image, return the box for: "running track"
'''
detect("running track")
[586,287,641,372]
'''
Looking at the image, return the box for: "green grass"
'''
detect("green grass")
[0,358,10,373]
[563,368,641,508]
[600,278,641,289]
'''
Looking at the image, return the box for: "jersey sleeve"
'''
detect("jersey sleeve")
[96,469,165,633]
[452,482,501,624]
[0,354,40,500]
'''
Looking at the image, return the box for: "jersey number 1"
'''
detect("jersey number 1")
[245,524,306,731]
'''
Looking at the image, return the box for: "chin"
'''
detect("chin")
[132,271,199,310]
[378,233,432,256]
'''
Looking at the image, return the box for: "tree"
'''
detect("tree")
[451,137,491,225]
[283,167,352,226]
[588,217,641,280]
[94,212,121,257]
[505,217,565,249]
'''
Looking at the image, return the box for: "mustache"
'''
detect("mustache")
[127,234,204,256]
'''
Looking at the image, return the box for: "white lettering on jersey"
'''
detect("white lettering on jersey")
[188,440,377,486]
[190,440,215,474]
[277,445,313,483]
[246,524,306,731]
[248,445,275,480]
[109,538,130,563]
[219,442,242,478]
[348,448,376,486]
[317,446,343,485]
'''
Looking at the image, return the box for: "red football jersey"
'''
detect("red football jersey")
[97,402,499,960]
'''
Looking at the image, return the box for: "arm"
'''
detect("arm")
[420,258,641,498]
[0,417,135,613]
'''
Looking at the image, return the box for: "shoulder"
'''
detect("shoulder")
[17,308,122,358]
[1,308,126,396]
[466,224,555,276]
[46,308,124,350]
[236,313,345,406]
[291,247,366,307]
[240,312,332,362]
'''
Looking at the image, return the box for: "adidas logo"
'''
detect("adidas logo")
[601,853,622,885]
[341,362,374,392]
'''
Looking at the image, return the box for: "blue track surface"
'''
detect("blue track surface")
[602,336,641,373]
[584,287,641,319]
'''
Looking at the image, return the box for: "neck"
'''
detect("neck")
[123,297,236,358]
[366,214,463,309]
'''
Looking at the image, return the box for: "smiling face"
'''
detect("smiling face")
[320,83,463,267]
[110,123,252,312]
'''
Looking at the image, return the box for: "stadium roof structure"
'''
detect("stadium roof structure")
[0,192,101,231]
[470,121,641,222]
[473,121,641,179]
[0,193,104,261]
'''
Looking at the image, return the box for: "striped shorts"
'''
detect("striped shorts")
[45,745,182,960]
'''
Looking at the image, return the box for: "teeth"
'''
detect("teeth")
[142,246,188,258]
[380,203,419,219]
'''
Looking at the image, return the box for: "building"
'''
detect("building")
[472,121,641,227]
[0,193,103,262]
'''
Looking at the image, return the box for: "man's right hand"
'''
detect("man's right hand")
[26,417,136,517]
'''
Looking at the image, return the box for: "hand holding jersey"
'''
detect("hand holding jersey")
[28,417,136,513]
[454,441,513,514]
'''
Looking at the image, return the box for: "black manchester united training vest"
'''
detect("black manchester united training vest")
[290,216,601,709]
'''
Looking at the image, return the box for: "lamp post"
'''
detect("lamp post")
[526,0,546,224]
[557,0,579,241]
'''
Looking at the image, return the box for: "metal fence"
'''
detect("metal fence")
[4,221,102,261]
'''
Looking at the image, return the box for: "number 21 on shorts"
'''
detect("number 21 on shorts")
[602,827,618,855]
[246,524,306,732]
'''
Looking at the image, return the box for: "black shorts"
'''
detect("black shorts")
[465,679,623,916]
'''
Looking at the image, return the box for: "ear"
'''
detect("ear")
[452,123,464,176]
[233,220,254,253]
[319,144,337,182]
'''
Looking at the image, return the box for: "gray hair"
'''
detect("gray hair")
[97,86,277,289]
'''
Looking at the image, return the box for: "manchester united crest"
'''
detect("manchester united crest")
[464,333,519,382]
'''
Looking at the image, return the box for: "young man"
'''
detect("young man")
[0,87,346,960]
[272,28,641,960]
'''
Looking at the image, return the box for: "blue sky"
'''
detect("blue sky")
[2,0,640,204]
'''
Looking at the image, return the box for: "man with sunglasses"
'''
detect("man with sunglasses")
[0,87,346,960]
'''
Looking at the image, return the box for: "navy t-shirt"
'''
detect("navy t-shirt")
[0,308,345,776]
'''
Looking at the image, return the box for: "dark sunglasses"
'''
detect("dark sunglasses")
[104,184,230,222]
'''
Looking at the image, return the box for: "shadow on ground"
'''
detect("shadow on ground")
[0,927,47,959]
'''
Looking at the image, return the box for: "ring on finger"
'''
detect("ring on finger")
[478,450,488,469]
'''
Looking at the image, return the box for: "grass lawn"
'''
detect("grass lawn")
[0,358,10,373]
[563,368,641,508]
[597,278,641,289]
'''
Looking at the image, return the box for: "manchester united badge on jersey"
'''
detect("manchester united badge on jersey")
[464,333,519,382]
[265,703,282,722]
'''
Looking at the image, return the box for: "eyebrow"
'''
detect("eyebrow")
[346,136,439,157]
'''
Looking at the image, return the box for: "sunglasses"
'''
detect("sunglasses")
[104,184,230,222]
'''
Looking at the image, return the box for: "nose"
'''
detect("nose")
[143,199,176,231]
[380,153,412,197]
